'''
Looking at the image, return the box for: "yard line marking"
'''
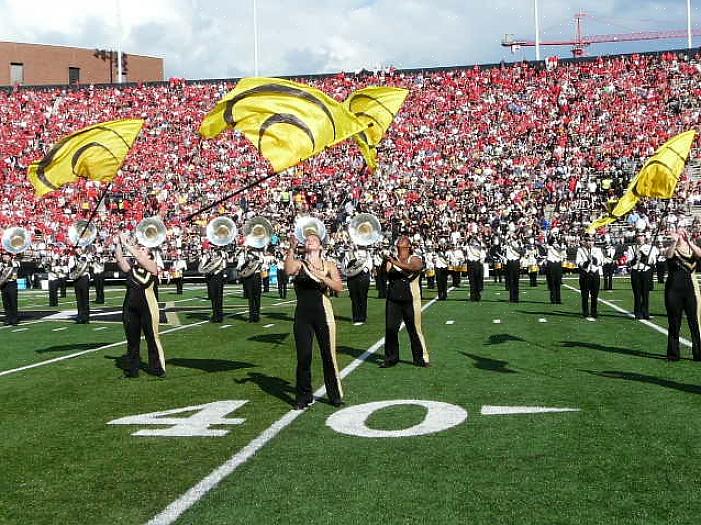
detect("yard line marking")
[220,325,232,329]
[492,319,501,324]
[0,320,209,378]
[445,320,455,325]
[146,288,450,525]
[12,328,28,333]
[563,284,692,347]
[353,322,364,326]
[93,327,107,332]
[263,323,275,328]
[538,318,548,323]
[481,405,580,416]
[52,327,67,332]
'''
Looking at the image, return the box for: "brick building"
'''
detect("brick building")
[0,41,164,86]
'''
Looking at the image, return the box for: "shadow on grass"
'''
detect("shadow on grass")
[104,354,171,376]
[459,351,517,373]
[561,341,665,360]
[582,369,701,395]
[337,345,383,365]
[516,310,618,319]
[263,312,294,322]
[486,333,526,345]
[37,343,104,354]
[167,358,256,373]
[235,372,296,405]
[248,333,289,345]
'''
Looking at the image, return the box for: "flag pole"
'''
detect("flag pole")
[73,182,112,251]
[183,171,278,223]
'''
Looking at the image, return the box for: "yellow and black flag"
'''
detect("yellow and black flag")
[199,77,368,173]
[344,86,409,170]
[587,130,697,233]
[28,119,144,197]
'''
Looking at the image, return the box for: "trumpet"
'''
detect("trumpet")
[2,227,32,254]
[294,216,327,244]
[135,216,167,248]
[206,216,237,247]
[243,216,273,249]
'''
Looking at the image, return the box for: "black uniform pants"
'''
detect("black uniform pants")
[294,306,342,403]
[174,277,184,294]
[579,271,600,317]
[665,279,701,360]
[426,272,435,289]
[467,261,483,301]
[48,279,59,307]
[602,263,615,290]
[492,264,503,283]
[384,299,429,366]
[1,281,19,325]
[529,269,538,287]
[348,271,370,322]
[94,273,105,304]
[546,262,562,304]
[277,269,288,299]
[656,261,667,284]
[376,272,387,299]
[74,275,90,323]
[59,277,67,297]
[243,273,261,322]
[435,268,448,300]
[263,273,270,293]
[631,269,652,319]
[451,269,461,288]
[505,261,520,302]
[209,272,224,322]
[123,296,165,376]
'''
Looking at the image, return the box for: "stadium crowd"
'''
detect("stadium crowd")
[2,49,701,265]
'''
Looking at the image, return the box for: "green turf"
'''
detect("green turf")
[2,278,701,524]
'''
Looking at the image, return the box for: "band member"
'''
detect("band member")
[488,236,504,284]
[602,239,616,291]
[656,241,667,284]
[504,235,523,303]
[343,244,372,324]
[58,254,68,298]
[262,249,275,293]
[238,246,263,322]
[374,240,390,299]
[69,249,91,324]
[545,234,565,304]
[424,240,436,289]
[626,233,658,320]
[664,229,701,361]
[1,252,20,325]
[434,240,449,301]
[466,237,486,301]
[284,232,344,409]
[91,248,106,304]
[523,239,539,288]
[447,243,463,288]
[114,233,166,378]
[275,247,289,299]
[47,255,59,307]
[199,247,227,323]
[381,236,430,368]
[576,235,604,319]
[171,251,187,295]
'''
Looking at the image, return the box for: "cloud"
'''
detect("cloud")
[0,0,700,80]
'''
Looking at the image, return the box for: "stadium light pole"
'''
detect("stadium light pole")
[253,0,260,76]
[688,0,693,49]
[534,0,541,61]
[116,0,123,83]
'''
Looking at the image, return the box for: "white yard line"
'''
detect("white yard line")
[146,288,450,525]
[563,284,692,347]
[0,320,210,378]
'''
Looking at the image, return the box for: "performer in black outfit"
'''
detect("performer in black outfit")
[238,247,263,322]
[70,249,90,324]
[47,256,59,307]
[434,242,449,301]
[465,237,485,301]
[380,236,430,368]
[199,248,226,323]
[115,233,166,378]
[545,234,565,304]
[504,236,522,303]
[627,233,658,320]
[576,235,603,319]
[91,249,106,304]
[602,240,616,291]
[664,229,701,361]
[344,246,371,323]
[284,232,344,409]
[1,253,20,326]
[375,240,390,298]
[276,248,289,299]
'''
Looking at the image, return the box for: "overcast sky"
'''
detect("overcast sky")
[1,0,699,79]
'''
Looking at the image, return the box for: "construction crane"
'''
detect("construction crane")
[502,11,701,57]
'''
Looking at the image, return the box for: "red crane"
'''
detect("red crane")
[502,11,701,57]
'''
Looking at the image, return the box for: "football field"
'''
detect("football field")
[2,277,701,524]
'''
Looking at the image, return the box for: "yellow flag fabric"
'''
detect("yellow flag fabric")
[28,119,144,197]
[634,130,697,198]
[344,87,409,169]
[199,77,368,173]
[587,130,697,233]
